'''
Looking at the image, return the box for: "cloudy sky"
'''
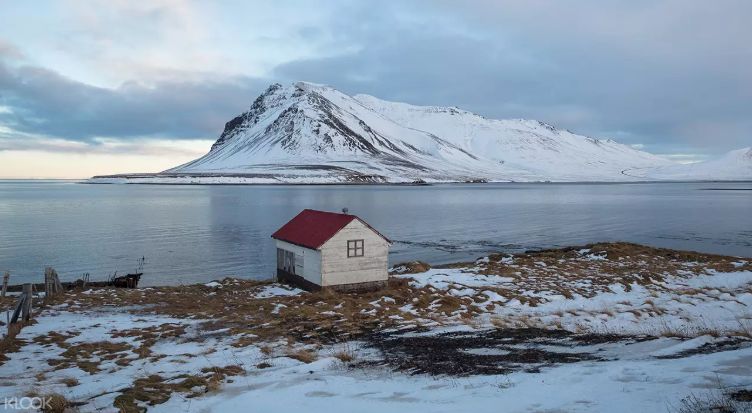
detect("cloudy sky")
[0,0,750,178]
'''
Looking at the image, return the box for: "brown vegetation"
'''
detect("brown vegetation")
[286,348,318,363]
[59,377,79,387]
[444,242,751,301]
[47,341,134,374]
[390,261,431,274]
[114,365,245,412]
[24,243,749,359]
[4,243,749,411]
[41,393,68,413]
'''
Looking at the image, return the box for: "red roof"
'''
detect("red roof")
[271,209,389,250]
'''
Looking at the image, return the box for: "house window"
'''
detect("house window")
[347,240,364,257]
[277,248,297,274]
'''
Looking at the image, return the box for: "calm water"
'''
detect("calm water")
[0,180,750,286]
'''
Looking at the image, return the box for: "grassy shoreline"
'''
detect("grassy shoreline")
[2,242,752,412]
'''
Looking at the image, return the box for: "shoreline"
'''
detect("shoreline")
[4,177,752,185]
[85,175,752,185]
[4,242,751,291]
[2,242,752,412]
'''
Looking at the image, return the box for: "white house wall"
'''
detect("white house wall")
[319,219,389,286]
[275,240,322,285]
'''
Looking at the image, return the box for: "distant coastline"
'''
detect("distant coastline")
[85,173,752,185]
[2,176,750,185]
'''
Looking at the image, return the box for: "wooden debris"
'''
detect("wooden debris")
[8,283,32,333]
[1,271,8,297]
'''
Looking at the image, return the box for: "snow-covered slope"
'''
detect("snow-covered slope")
[624,147,752,181]
[93,82,750,183]
[353,93,670,181]
[167,82,539,182]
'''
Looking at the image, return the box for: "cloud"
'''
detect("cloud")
[10,1,356,87]
[0,57,269,142]
[0,126,213,178]
[0,130,212,157]
[272,0,752,155]
[0,39,24,60]
[0,0,750,161]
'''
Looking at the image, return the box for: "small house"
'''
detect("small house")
[271,209,392,292]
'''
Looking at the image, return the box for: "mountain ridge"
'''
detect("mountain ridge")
[92,81,751,183]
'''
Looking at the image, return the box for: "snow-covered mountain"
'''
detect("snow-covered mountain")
[93,82,751,183]
[624,147,752,181]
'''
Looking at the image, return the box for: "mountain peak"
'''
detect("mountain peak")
[293,81,330,91]
[164,81,752,183]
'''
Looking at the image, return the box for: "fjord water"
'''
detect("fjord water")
[0,180,750,286]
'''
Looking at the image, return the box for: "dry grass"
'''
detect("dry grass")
[333,351,354,362]
[457,242,752,301]
[390,261,432,274]
[46,243,746,354]
[7,243,752,413]
[114,374,203,411]
[11,242,746,412]
[673,390,752,413]
[333,342,356,363]
[33,331,79,347]
[41,393,68,413]
[732,319,752,339]
[286,348,318,363]
[0,323,27,366]
[114,365,245,412]
[110,323,186,358]
[47,341,133,374]
[654,318,727,339]
[259,345,274,355]
[231,334,257,348]
[59,377,79,387]
[201,365,245,391]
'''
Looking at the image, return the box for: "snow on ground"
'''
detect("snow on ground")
[4,311,749,413]
[404,267,752,336]
[2,244,751,412]
[253,284,304,298]
[144,343,752,413]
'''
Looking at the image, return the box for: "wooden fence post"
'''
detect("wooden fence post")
[1,271,8,297]
[44,267,63,299]
[53,269,63,293]
[21,283,32,322]
[45,267,52,297]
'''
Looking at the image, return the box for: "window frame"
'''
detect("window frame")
[347,239,364,257]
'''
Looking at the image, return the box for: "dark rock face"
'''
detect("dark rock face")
[210,115,246,152]
[209,83,285,152]
[207,84,433,163]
